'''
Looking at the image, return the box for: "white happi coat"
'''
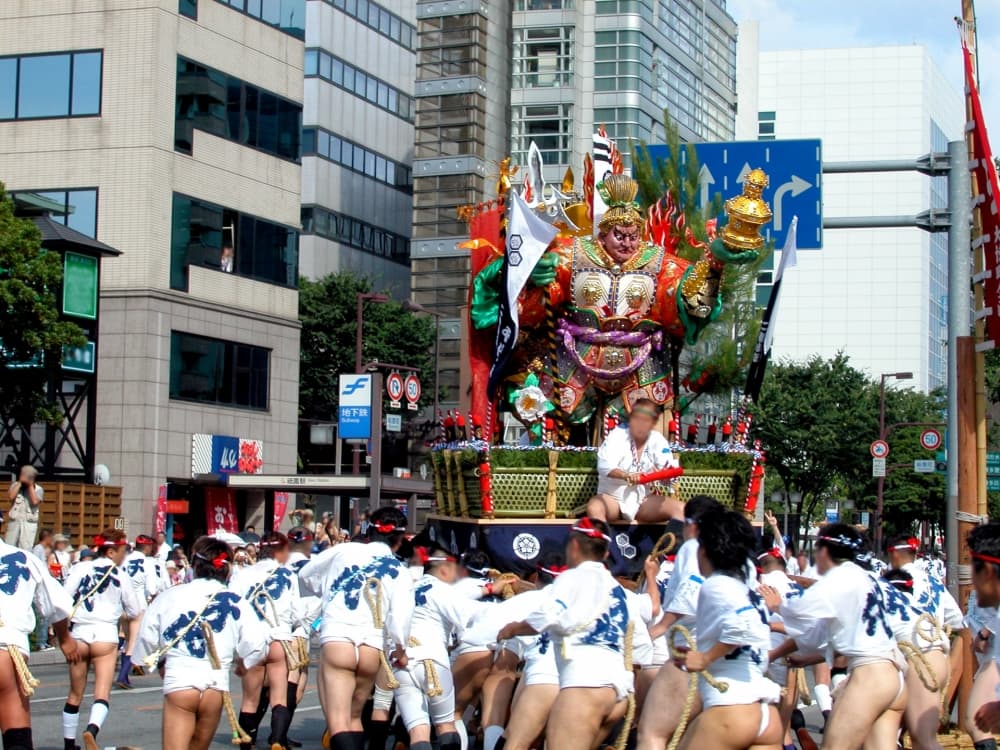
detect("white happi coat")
[696,573,780,708]
[135,578,268,693]
[0,539,74,654]
[229,559,302,643]
[64,556,143,636]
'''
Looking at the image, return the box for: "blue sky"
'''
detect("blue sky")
[728,0,1000,136]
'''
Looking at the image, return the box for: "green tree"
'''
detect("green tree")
[631,113,770,404]
[755,354,946,542]
[298,272,435,467]
[0,183,86,428]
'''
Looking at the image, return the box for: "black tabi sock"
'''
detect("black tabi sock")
[116,653,132,684]
[411,742,434,750]
[439,731,461,750]
[270,705,292,745]
[975,741,998,750]
[84,725,99,739]
[494,737,507,750]
[3,727,34,750]
[351,730,366,750]
[63,741,76,750]
[238,710,260,749]
[285,681,299,716]
[255,685,270,723]
[329,731,356,750]
[367,719,391,750]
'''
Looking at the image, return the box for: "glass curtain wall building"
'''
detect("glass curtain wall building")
[299,0,417,292]
[510,0,737,173]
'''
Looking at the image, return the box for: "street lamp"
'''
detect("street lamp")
[402,299,444,430]
[874,370,913,552]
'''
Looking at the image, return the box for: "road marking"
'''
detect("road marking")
[32,686,162,703]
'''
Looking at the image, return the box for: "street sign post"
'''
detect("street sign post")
[646,139,823,249]
[872,458,887,477]
[386,372,404,410]
[919,429,942,451]
[386,414,402,433]
[870,440,890,459]
[404,374,421,412]
[913,459,936,473]
[338,374,372,439]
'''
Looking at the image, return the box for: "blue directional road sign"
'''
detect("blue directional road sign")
[338,374,373,439]
[645,139,823,249]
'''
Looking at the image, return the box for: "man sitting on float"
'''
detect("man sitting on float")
[587,398,682,524]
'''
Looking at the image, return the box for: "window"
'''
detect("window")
[513,27,574,88]
[511,104,573,166]
[175,57,301,162]
[301,205,410,264]
[0,50,102,121]
[170,331,270,410]
[305,48,414,123]
[516,0,573,7]
[321,0,416,51]
[10,189,98,238]
[301,127,411,192]
[171,193,298,290]
[179,0,197,17]
[180,1,304,39]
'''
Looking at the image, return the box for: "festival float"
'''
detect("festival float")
[426,132,771,577]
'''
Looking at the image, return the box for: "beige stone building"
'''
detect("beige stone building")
[0,0,304,535]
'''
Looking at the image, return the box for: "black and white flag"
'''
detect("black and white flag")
[488,191,559,397]
[744,216,798,402]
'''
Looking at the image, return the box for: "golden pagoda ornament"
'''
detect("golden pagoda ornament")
[720,168,772,251]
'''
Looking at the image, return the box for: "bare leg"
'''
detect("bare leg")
[586,495,623,524]
[452,650,492,718]
[903,649,948,750]
[635,495,685,523]
[504,684,559,750]
[635,665,658,724]
[0,651,30,732]
[823,662,906,750]
[191,690,223,750]
[240,664,266,714]
[546,687,619,750]
[481,648,520,730]
[163,689,224,750]
[967,660,999,742]
[637,658,699,750]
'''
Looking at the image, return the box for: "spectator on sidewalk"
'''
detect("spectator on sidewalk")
[6,465,43,550]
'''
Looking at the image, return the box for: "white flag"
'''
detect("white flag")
[591,133,614,236]
[762,216,798,354]
[488,191,559,394]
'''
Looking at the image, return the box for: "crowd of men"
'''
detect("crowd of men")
[2,452,1000,750]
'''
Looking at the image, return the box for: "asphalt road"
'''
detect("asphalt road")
[26,661,326,750]
[24,658,828,750]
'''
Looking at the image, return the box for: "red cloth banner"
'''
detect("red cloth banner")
[205,487,239,535]
[273,492,289,530]
[155,484,167,534]
[965,41,1000,347]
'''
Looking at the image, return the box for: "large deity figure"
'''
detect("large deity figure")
[470,168,767,441]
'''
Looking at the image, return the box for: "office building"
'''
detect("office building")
[300,0,417,293]
[410,0,738,413]
[0,0,305,532]
[738,33,962,392]
[510,0,738,173]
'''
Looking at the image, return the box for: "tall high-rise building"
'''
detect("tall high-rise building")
[410,0,738,413]
[738,33,962,392]
[409,1,514,411]
[510,0,738,173]
[0,1,304,530]
[300,0,417,293]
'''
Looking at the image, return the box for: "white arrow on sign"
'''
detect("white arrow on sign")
[698,164,715,206]
[773,175,812,232]
[736,162,753,185]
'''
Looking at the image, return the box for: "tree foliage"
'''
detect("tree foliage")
[631,113,770,403]
[755,353,944,542]
[0,184,86,426]
[298,272,435,423]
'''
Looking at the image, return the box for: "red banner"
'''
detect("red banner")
[965,41,1000,348]
[205,487,239,535]
[155,484,167,534]
[273,492,289,530]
